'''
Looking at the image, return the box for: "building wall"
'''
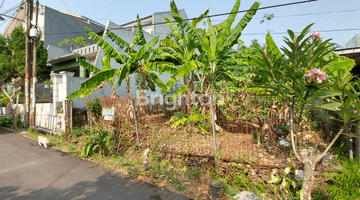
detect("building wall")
[94,21,153,98]
[0,107,11,115]
[43,6,104,60]
[153,9,188,40]
[51,71,112,109]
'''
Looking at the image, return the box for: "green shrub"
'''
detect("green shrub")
[72,126,84,138]
[16,116,24,128]
[0,116,13,128]
[325,158,360,200]
[81,128,112,157]
[87,97,102,120]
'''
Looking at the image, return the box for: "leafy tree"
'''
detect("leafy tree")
[260,13,274,33]
[0,26,47,129]
[58,36,90,49]
[253,24,360,200]
[0,77,22,129]
[0,26,48,83]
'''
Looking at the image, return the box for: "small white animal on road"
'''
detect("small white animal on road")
[38,136,50,148]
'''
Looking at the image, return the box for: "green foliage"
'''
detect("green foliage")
[72,126,85,138]
[81,128,112,157]
[42,78,52,83]
[67,15,165,100]
[0,116,13,128]
[0,26,47,83]
[58,36,90,48]
[0,90,10,106]
[87,97,102,119]
[170,108,211,134]
[252,24,360,198]
[268,167,297,196]
[325,158,360,199]
[231,165,265,195]
[177,185,187,192]
[260,13,274,24]
[16,116,23,129]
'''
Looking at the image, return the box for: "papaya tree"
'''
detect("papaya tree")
[253,24,360,200]
[67,15,167,100]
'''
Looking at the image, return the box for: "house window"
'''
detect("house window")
[93,46,95,52]
[85,49,86,53]
[81,50,82,54]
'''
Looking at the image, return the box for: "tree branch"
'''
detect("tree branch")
[316,127,344,163]
[1,86,12,102]
[290,105,303,162]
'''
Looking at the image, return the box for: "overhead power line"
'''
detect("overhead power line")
[0,0,6,10]
[90,8,360,24]
[35,0,319,36]
[107,0,318,31]
[60,0,70,11]
[0,13,25,22]
[43,27,360,36]
[0,2,27,24]
[268,8,360,19]
[242,28,360,36]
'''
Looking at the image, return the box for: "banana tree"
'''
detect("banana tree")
[196,1,261,94]
[149,1,209,98]
[67,15,167,100]
[77,54,119,97]
[253,25,360,200]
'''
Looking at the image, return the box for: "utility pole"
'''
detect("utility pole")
[25,0,33,128]
[30,0,39,127]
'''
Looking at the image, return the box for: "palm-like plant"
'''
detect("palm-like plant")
[196,1,260,94]
[147,1,209,97]
[67,15,166,100]
[154,0,260,96]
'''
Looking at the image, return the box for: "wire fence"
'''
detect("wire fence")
[86,92,294,168]
[87,92,343,169]
[35,83,53,103]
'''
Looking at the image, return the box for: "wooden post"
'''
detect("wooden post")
[209,94,219,170]
[132,98,140,150]
[64,100,72,142]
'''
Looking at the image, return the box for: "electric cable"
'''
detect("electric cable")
[30,0,320,35]
[0,0,6,10]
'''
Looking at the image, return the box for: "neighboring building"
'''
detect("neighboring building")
[94,10,187,97]
[334,34,360,77]
[334,47,360,77]
[2,1,105,81]
[3,2,187,108]
[345,34,360,48]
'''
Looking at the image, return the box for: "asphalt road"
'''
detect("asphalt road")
[0,127,189,200]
